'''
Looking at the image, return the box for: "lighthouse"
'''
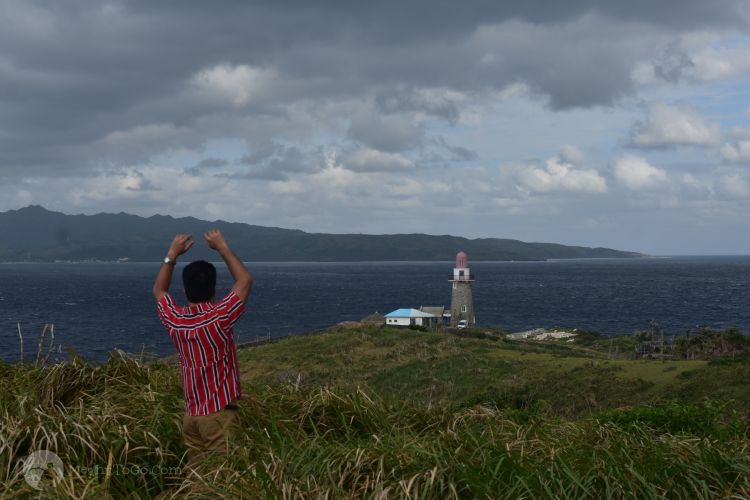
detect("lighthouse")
[449,251,476,327]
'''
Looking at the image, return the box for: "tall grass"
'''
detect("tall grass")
[1,352,749,498]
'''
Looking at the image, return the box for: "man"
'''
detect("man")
[153,230,252,466]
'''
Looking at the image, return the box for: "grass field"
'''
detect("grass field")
[237,327,749,415]
[1,326,749,498]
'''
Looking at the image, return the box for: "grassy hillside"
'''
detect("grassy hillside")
[1,326,749,498]
[238,327,750,415]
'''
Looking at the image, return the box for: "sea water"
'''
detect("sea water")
[0,256,748,362]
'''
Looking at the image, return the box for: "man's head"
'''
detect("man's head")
[182,260,216,303]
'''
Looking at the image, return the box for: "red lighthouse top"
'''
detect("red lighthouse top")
[455,251,468,269]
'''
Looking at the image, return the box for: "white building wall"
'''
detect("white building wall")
[386,317,412,326]
[453,267,471,280]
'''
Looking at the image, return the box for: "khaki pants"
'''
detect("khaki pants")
[182,407,240,468]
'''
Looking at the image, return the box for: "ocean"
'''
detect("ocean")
[1,256,748,362]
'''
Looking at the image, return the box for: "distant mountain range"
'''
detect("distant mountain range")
[0,206,643,262]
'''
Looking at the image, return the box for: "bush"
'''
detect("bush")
[673,328,750,360]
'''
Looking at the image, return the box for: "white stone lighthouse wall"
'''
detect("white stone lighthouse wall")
[450,282,475,326]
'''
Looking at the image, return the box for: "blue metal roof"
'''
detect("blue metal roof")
[385,308,437,318]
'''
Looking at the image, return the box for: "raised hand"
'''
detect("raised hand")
[168,234,195,258]
[204,229,251,302]
[204,229,229,252]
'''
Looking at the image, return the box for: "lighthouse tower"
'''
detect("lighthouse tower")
[449,251,475,327]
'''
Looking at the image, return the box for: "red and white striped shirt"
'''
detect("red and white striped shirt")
[157,291,244,416]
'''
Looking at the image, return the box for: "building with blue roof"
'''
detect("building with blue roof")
[384,308,438,328]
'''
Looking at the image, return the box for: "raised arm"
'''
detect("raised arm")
[204,230,253,303]
[153,234,194,301]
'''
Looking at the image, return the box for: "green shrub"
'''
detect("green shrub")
[673,328,750,360]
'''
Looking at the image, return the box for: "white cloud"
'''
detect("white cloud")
[721,125,750,164]
[63,166,232,208]
[558,144,583,165]
[268,179,305,195]
[685,45,750,82]
[630,61,659,86]
[715,171,750,199]
[629,102,721,148]
[378,87,470,123]
[632,36,750,85]
[507,152,607,194]
[721,141,750,163]
[339,148,415,172]
[252,154,455,216]
[190,64,278,107]
[612,155,669,190]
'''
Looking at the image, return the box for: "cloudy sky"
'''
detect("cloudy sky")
[2,1,750,254]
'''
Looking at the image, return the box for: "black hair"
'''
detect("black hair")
[182,260,217,303]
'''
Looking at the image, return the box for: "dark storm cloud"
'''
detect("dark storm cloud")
[0,0,748,175]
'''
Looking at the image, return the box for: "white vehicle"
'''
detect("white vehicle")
[457,320,468,329]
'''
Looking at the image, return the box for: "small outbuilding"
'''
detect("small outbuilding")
[420,306,450,325]
[384,308,438,328]
[360,312,386,326]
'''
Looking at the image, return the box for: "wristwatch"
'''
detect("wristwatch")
[163,256,176,266]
